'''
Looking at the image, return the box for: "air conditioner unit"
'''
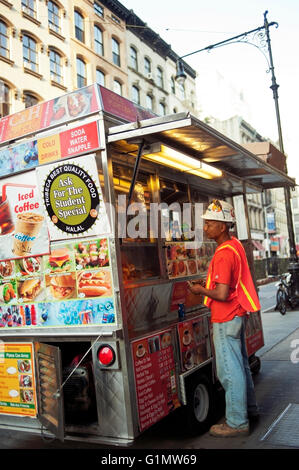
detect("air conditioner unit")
[147,73,154,81]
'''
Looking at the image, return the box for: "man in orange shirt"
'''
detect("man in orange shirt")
[188,199,260,437]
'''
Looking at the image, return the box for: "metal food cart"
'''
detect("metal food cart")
[0,85,294,445]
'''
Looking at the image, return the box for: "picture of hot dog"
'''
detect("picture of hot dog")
[77,270,112,298]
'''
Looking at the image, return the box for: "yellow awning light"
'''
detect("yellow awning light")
[143,145,222,179]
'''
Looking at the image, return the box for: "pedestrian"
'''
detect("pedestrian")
[188,199,260,437]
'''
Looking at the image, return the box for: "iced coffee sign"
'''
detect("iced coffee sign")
[36,154,110,241]
[0,172,50,261]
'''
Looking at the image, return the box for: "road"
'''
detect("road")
[258,280,278,312]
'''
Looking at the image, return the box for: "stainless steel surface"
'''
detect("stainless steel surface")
[34,342,65,442]
[108,114,295,190]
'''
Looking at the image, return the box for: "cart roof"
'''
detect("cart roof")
[108,112,295,193]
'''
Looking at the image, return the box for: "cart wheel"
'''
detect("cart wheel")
[185,374,214,434]
[276,289,287,315]
[250,355,261,375]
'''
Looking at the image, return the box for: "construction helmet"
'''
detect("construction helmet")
[202,199,236,223]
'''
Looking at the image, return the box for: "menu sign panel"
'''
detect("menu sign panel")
[0,342,37,417]
[177,315,212,372]
[36,154,110,240]
[0,85,100,145]
[0,237,116,329]
[131,329,180,432]
[245,311,264,356]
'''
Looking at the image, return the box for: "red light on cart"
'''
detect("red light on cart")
[97,345,115,367]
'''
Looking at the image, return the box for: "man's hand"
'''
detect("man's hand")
[187,280,205,295]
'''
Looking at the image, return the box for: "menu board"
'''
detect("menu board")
[0,237,116,328]
[0,342,37,417]
[177,315,212,372]
[36,155,110,241]
[165,242,215,279]
[131,329,180,432]
[245,311,264,356]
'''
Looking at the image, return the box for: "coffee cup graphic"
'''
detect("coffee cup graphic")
[12,212,44,257]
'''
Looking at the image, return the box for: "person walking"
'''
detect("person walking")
[188,199,260,437]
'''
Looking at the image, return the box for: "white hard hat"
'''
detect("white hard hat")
[202,199,236,223]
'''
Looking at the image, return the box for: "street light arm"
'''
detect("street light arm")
[177,20,278,61]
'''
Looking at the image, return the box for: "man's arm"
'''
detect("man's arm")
[187,281,229,302]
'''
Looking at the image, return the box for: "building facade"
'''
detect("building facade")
[0,0,197,119]
[210,115,289,259]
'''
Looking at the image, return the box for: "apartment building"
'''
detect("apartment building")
[0,0,197,120]
[210,115,289,258]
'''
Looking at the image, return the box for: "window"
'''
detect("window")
[156,67,164,88]
[112,38,120,66]
[130,46,138,70]
[113,79,122,96]
[23,35,38,72]
[0,21,9,59]
[50,49,62,84]
[144,57,151,75]
[179,82,185,99]
[96,69,105,86]
[24,92,39,108]
[94,25,103,55]
[0,82,10,117]
[146,94,153,110]
[75,10,84,43]
[132,85,140,104]
[76,57,86,88]
[48,1,60,34]
[22,0,36,19]
[171,77,175,94]
[94,2,103,17]
[159,102,166,116]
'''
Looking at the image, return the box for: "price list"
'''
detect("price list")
[131,329,180,432]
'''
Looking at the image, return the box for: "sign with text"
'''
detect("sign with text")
[131,329,180,432]
[0,85,100,145]
[0,342,37,417]
[36,154,110,240]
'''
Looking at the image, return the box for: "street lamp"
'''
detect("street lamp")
[175,10,299,298]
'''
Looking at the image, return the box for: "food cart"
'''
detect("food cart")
[0,84,294,445]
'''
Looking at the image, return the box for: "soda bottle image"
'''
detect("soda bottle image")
[12,306,18,327]
[7,307,13,327]
[19,305,25,326]
[25,305,31,326]
[30,304,37,326]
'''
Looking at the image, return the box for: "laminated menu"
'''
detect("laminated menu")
[0,237,116,329]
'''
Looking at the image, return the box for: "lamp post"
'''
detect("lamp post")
[176,10,299,297]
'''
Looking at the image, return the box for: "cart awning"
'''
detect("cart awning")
[108,113,295,193]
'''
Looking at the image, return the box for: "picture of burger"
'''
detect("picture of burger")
[47,273,76,300]
[47,247,72,272]
[18,278,42,302]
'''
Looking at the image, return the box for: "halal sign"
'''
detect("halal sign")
[43,163,100,235]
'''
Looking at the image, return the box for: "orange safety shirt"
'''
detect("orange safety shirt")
[204,237,260,323]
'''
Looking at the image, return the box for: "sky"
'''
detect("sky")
[122,0,299,181]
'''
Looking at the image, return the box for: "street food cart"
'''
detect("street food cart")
[0,85,294,445]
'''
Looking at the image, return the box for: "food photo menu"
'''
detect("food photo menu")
[0,237,116,328]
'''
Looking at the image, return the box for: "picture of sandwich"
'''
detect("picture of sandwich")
[18,278,42,301]
[47,273,76,300]
[77,270,111,298]
[47,247,72,272]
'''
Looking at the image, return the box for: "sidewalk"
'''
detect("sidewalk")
[133,306,299,450]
